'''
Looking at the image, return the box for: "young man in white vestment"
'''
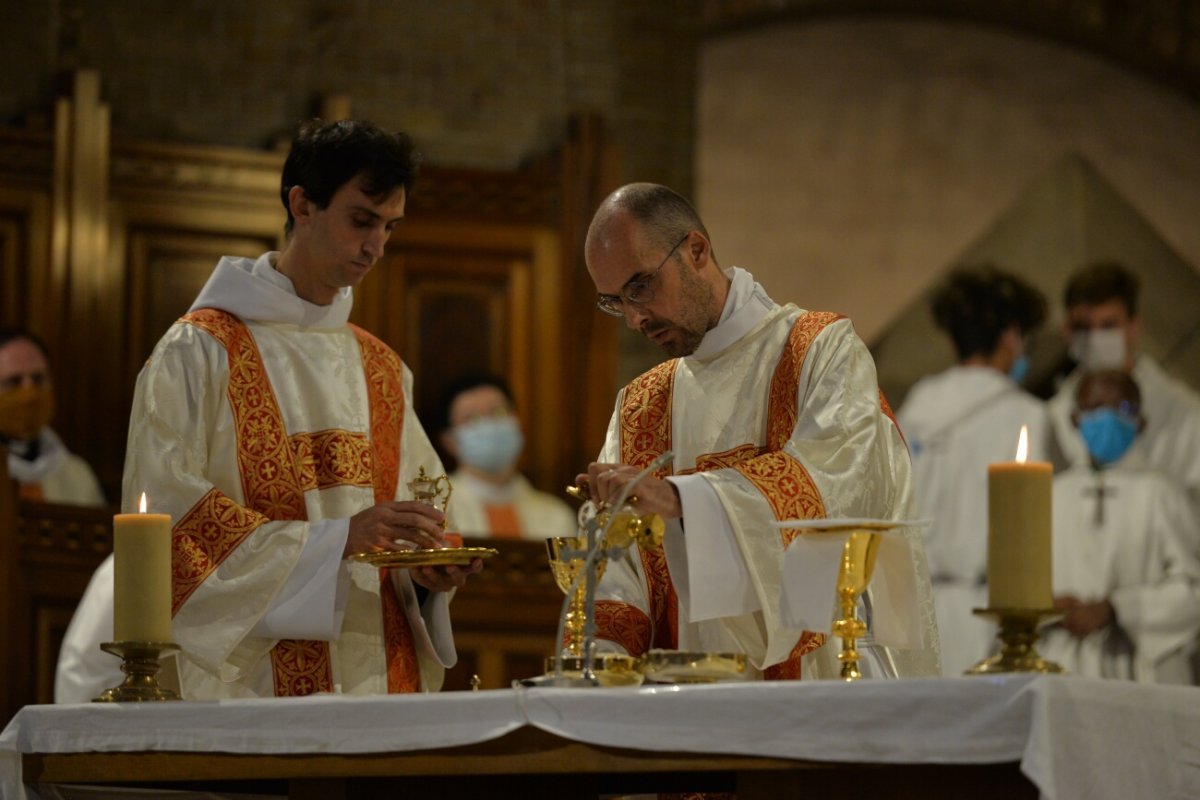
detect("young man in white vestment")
[897,267,1050,675]
[1043,370,1200,683]
[1047,262,1200,529]
[0,328,105,506]
[120,119,481,699]
[577,183,940,680]
[436,373,576,541]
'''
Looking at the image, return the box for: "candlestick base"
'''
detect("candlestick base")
[965,608,1065,675]
[93,641,182,702]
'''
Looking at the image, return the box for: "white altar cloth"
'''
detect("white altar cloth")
[4,675,1199,800]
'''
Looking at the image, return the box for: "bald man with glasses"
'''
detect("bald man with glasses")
[578,182,940,681]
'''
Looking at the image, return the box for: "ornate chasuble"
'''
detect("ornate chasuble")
[596,311,864,679]
[172,309,419,695]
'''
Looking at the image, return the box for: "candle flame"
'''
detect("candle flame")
[139,492,147,513]
[1015,426,1029,463]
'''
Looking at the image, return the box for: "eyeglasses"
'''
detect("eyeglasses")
[595,232,690,317]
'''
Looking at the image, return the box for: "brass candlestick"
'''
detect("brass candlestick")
[93,641,182,702]
[966,608,1064,675]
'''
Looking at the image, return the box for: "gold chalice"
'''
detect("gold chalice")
[546,535,605,658]
[408,467,452,528]
[832,530,882,681]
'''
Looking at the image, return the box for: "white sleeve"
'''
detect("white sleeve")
[664,473,759,621]
[251,518,351,640]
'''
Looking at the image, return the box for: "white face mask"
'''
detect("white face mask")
[1068,328,1127,370]
[453,417,524,475]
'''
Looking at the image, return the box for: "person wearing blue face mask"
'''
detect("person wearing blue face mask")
[1047,262,1200,526]
[896,265,1050,675]
[438,374,576,541]
[1043,370,1200,683]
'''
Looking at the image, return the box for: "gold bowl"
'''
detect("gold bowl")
[544,654,644,687]
[638,649,749,684]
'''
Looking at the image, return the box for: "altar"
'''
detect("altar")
[4,674,1199,799]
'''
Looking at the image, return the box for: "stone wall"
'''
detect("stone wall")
[0,0,696,188]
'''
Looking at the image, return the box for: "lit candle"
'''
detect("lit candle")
[113,492,173,642]
[986,426,1053,609]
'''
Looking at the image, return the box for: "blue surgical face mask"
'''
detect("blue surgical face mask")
[1008,354,1030,385]
[454,417,524,475]
[1077,407,1138,466]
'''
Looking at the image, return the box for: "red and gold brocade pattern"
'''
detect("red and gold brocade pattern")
[171,489,269,614]
[732,452,825,547]
[616,359,680,652]
[350,324,403,505]
[619,359,677,475]
[291,429,374,493]
[593,600,652,657]
[351,324,420,695]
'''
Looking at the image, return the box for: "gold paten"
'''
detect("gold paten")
[545,654,644,687]
[966,608,1065,675]
[348,546,498,568]
[639,649,749,684]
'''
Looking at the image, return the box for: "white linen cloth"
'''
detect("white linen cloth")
[1043,460,1200,683]
[123,252,455,699]
[593,268,939,678]
[5,677,1200,800]
[779,527,922,649]
[897,365,1051,675]
[448,469,577,541]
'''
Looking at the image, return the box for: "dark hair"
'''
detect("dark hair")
[0,327,51,364]
[280,118,421,234]
[1076,368,1142,408]
[433,373,516,433]
[931,266,1047,360]
[1063,261,1139,317]
[615,183,710,252]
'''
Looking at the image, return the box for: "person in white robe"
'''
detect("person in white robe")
[897,267,1049,675]
[0,328,105,506]
[121,119,480,700]
[54,555,123,703]
[1043,370,1200,683]
[577,183,940,680]
[1047,262,1200,528]
[436,374,576,541]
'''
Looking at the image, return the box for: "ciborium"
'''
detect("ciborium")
[408,467,453,527]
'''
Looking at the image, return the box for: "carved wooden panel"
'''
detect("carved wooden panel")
[355,221,567,491]
[2,499,114,723]
[0,188,52,337]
